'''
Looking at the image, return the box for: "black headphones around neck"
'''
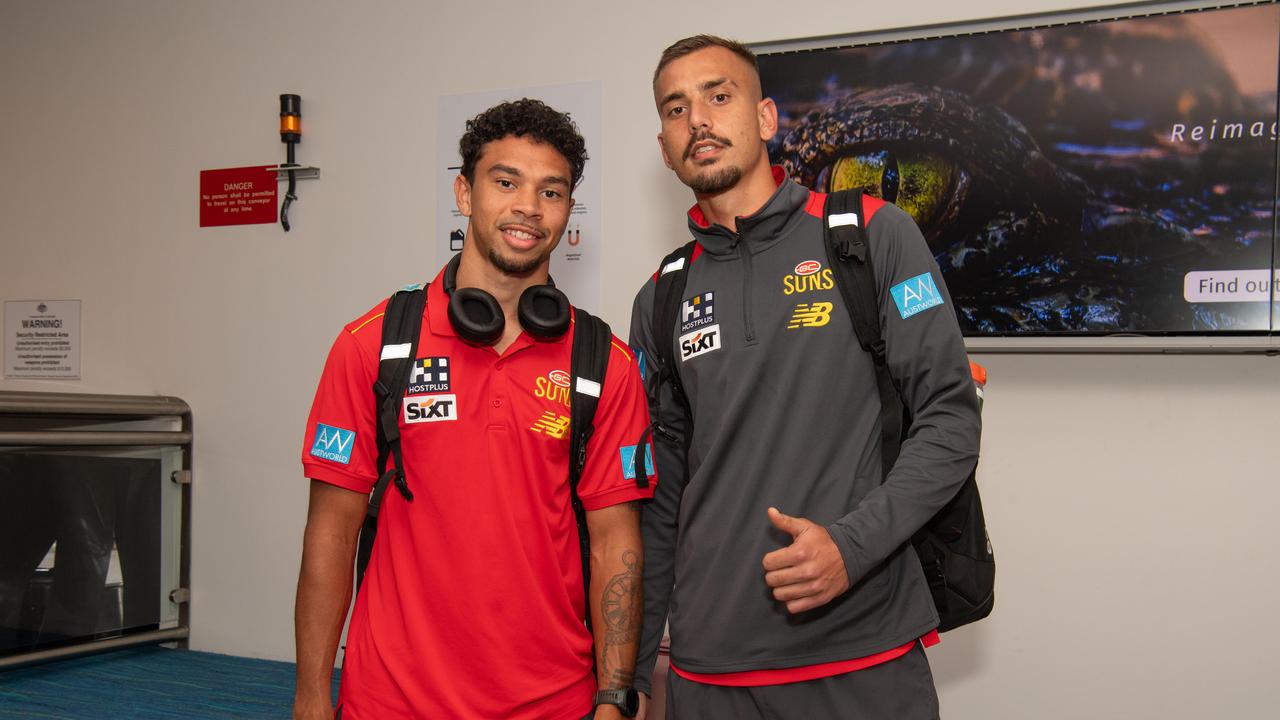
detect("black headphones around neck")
[441,253,571,346]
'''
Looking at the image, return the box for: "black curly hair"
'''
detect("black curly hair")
[458,98,588,191]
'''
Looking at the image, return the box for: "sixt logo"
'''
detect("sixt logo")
[534,369,572,409]
[890,272,945,319]
[787,302,833,329]
[679,324,721,360]
[310,423,355,465]
[407,357,450,394]
[404,394,457,424]
[783,260,834,296]
[679,292,716,333]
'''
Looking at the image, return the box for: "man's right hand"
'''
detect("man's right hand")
[636,691,650,720]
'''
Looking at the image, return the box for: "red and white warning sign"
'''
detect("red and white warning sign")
[199,165,277,227]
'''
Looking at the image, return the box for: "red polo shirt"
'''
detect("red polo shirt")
[301,266,656,719]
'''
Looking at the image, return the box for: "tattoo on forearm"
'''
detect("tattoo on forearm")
[599,549,641,688]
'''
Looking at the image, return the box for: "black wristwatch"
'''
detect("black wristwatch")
[593,688,640,718]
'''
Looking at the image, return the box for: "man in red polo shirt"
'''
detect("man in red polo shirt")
[294,99,655,720]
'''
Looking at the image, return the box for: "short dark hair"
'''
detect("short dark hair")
[653,35,758,86]
[458,98,588,190]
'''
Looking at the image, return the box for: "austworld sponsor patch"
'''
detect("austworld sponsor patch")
[310,423,355,465]
[890,272,945,319]
[407,356,450,394]
[619,443,655,481]
[680,292,716,333]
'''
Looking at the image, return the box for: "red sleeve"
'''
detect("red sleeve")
[577,337,658,510]
[300,322,382,494]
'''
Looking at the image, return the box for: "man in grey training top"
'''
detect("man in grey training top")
[629,35,981,719]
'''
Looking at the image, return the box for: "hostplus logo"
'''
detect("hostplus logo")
[680,292,716,333]
[407,357,450,395]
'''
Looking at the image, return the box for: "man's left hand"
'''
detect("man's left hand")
[761,507,851,614]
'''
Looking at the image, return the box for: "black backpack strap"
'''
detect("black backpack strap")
[652,241,697,412]
[569,306,612,624]
[355,283,426,592]
[822,189,904,477]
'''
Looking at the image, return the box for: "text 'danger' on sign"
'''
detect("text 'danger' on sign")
[199,166,277,227]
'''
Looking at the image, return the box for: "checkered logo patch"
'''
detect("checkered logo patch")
[680,292,716,333]
[407,356,450,394]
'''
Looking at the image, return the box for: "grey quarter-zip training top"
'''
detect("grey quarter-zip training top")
[629,169,981,691]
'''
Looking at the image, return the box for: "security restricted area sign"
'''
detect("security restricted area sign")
[199,165,277,226]
[4,300,81,380]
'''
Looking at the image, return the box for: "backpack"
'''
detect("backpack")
[354,281,618,624]
[650,188,994,632]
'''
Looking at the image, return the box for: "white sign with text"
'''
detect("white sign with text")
[4,300,81,380]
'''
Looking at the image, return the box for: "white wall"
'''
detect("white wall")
[2,1,1276,717]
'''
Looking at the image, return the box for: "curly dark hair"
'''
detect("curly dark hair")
[458,98,588,191]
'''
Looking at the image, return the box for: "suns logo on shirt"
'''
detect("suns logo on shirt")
[533,369,572,409]
[782,260,834,296]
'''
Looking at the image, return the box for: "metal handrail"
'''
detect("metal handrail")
[0,391,189,417]
[0,431,193,446]
[0,628,190,670]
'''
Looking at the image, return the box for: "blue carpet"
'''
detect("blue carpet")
[0,646,340,719]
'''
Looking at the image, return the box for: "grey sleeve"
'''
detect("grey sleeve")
[826,204,982,587]
[628,279,690,696]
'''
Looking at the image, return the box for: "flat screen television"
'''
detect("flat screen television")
[757,0,1279,352]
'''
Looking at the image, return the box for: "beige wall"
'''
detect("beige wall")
[2,1,1277,717]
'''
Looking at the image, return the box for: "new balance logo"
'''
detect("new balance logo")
[787,302,833,329]
[680,292,715,332]
[403,394,457,424]
[310,423,355,465]
[529,411,571,439]
[407,357,450,394]
[679,324,721,360]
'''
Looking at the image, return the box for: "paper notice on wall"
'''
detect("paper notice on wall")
[435,81,602,312]
[4,300,81,380]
